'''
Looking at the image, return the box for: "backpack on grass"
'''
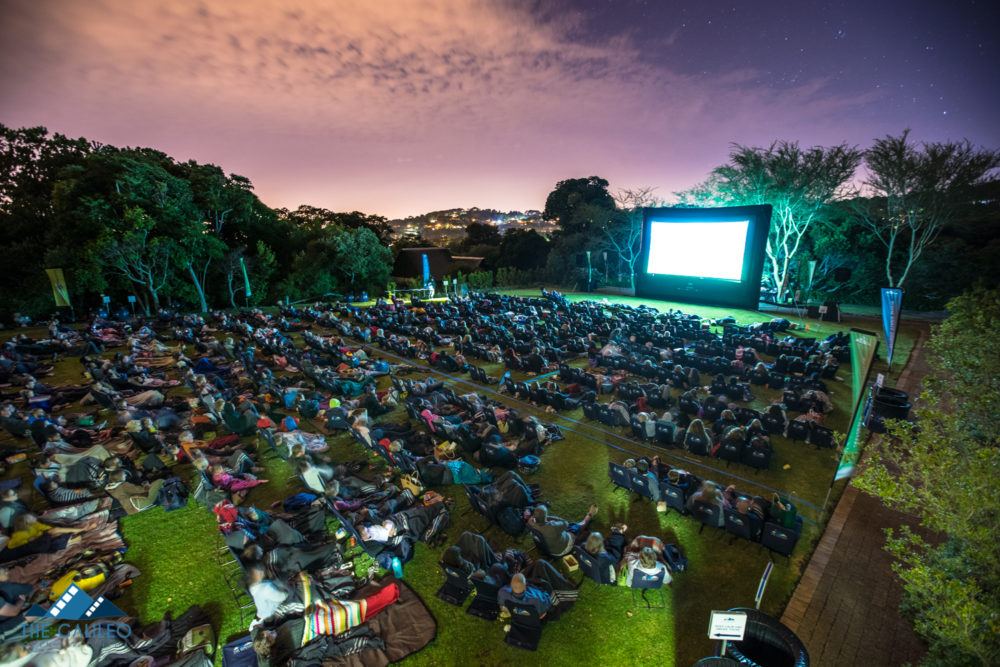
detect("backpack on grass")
[664,543,687,572]
[156,476,189,511]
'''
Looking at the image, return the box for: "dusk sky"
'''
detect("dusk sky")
[2,0,997,218]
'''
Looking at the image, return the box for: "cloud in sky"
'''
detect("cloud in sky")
[1,0,887,217]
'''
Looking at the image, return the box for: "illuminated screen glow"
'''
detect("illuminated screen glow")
[645,220,750,281]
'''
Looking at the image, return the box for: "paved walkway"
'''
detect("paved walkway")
[781,329,932,666]
[781,486,928,665]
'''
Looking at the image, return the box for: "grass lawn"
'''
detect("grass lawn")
[0,292,928,665]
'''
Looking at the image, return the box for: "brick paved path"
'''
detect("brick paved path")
[781,329,932,666]
[781,486,928,665]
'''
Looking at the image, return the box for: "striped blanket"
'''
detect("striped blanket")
[300,573,367,643]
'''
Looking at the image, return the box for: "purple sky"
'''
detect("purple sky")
[1,0,996,218]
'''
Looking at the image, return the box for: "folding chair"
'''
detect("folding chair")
[659,482,686,515]
[723,509,753,544]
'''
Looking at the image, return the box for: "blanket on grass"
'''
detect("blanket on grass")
[322,578,436,667]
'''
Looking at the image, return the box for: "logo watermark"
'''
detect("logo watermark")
[17,583,132,641]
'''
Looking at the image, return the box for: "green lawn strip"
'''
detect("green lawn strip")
[117,500,246,651]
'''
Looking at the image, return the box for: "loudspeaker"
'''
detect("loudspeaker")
[871,386,911,420]
[820,301,840,322]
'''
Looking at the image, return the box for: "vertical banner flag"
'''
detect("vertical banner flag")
[421,253,431,286]
[835,329,880,480]
[239,257,252,297]
[806,260,817,293]
[45,268,71,307]
[881,288,903,369]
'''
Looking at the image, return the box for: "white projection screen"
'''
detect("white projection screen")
[635,205,772,309]
[645,220,750,281]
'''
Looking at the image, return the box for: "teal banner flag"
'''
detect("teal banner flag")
[240,257,252,297]
[881,287,903,368]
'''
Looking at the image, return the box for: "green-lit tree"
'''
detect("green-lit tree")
[854,286,1000,666]
[680,141,862,301]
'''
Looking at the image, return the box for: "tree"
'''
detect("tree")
[543,176,616,234]
[332,226,392,293]
[224,241,276,307]
[855,130,1000,288]
[0,124,398,315]
[392,234,433,255]
[177,232,226,312]
[681,142,862,301]
[277,205,391,242]
[606,186,661,291]
[854,287,1000,666]
[99,207,174,313]
[497,229,550,270]
[461,222,501,249]
[0,125,93,316]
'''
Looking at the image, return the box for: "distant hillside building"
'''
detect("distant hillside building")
[392,247,483,280]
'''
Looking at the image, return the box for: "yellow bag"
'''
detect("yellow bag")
[49,567,107,601]
[435,441,458,460]
[400,474,424,496]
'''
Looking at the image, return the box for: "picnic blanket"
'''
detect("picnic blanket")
[323,579,436,667]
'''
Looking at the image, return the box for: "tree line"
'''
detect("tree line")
[0,125,392,319]
[2,124,997,320]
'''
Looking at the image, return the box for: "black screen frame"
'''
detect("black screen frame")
[634,204,772,309]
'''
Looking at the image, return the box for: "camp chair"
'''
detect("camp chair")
[467,577,501,620]
[630,568,667,609]
[437,563,473,606]
[723,509,754,544]
[504,599,544,651]
[573,546,614,586]
[659,482,687,515]
[608,462,632,493]
[691,501,724,535]
[761,522,799,560]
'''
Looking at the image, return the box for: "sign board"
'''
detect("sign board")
[708,610,747,641]
[127,295,137,304]
[755,561,774,609]
[101,295,111,304]
[818,305,828,314]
